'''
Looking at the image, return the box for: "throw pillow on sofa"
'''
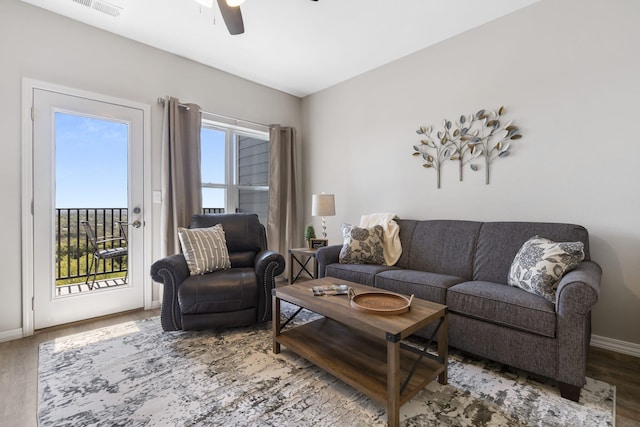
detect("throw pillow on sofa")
[508,235,585,302]
[178,224,231,275]
[339,224,385,265]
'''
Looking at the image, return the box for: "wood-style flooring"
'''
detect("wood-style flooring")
[1,309,639,426]
[587,347,640,427]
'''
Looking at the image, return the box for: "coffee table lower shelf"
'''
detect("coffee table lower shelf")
[275,317,445,409]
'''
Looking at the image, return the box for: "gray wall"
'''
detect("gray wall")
[302,0,640,346]
[0,0,301,336]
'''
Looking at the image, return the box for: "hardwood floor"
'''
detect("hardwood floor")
[0,309,159,427]
[1,309,639,426]
[587,347,640,427]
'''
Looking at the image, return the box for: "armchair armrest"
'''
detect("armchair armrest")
[255,250,286,322]
[151,254,190,285]
[316,244,342,278]
[150,254,190,331]
[255,250,286,276]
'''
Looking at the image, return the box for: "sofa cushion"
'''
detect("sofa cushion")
[473,222,590,284]
[339,224,385,265]
[395,220,482,280]
[447,281,556,338]
[375,269,465,304]
[326,263,396,286]
[178,224,231,275]
[375,270,465,304]
[508,236,585,302]
[393,219,418,268]
[178,268,257,314]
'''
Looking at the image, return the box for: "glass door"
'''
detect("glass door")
[31,88,146,329]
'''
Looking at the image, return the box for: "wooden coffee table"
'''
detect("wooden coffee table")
[272,277,448,427]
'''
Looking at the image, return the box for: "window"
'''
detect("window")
[201,121,270,225]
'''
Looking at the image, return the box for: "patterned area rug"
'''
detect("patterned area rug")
[38,307,615,426]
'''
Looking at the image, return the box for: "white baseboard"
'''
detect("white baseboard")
[591,334,640,358]
[0,328,23,343]
[150,300,161,309]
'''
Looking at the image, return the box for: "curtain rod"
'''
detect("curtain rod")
[157,97,270,129]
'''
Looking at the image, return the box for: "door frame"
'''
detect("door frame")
[21,78,153,336]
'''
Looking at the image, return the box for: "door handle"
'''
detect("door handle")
[131,220,142,228]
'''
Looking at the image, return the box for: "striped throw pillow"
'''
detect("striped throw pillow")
[178,224,231,275]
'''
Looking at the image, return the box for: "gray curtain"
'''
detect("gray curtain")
[267,125,302,277]
[160,97,203,256]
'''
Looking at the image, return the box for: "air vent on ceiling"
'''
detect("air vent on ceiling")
[72,0,122,18]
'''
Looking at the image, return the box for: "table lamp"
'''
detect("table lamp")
[311,193,335,239]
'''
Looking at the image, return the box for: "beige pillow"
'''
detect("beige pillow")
[178,224,231,275]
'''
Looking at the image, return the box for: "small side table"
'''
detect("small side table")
[288,248,318,284]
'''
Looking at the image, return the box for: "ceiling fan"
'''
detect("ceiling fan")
[195,0,318,36]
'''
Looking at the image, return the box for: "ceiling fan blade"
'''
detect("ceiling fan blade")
[216,0,244,35]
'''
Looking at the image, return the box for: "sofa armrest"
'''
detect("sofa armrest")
[555,261,602,315]
[316,244,342,278]
[554,260,602,389]
[150,254,190,331]
[255,250,286,322]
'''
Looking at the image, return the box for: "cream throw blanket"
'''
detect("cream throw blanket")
[359,213,402,266]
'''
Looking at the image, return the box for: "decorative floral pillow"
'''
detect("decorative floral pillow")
[178,224,231,275]
[339,224,385,265]
[508,235,585,302]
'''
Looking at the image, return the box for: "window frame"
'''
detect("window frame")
[200,119,270,222]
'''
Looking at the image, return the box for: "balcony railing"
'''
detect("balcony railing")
[56,208,128,285]
[202,208,225,214]
[55,207,226,286]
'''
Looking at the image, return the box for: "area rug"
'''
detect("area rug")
[38,307,615,426]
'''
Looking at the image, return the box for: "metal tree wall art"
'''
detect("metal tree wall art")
[412,106,522,188]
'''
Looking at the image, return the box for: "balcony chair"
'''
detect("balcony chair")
[116,220,129,283]
[117,220,129,243]
[150,213,286,331]
[80,220,128,290]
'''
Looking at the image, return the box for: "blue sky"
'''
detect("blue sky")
[55,113,226,209]
[55,113,128,208]
[200,127,226,209]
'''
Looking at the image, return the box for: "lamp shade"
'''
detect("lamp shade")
[311,194,335,217]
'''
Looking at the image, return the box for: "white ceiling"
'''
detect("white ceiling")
[20,0,539,98]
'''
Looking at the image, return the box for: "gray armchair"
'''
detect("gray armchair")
[150,213,285,331]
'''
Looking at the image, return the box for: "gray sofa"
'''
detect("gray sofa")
[316,220,601,402]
